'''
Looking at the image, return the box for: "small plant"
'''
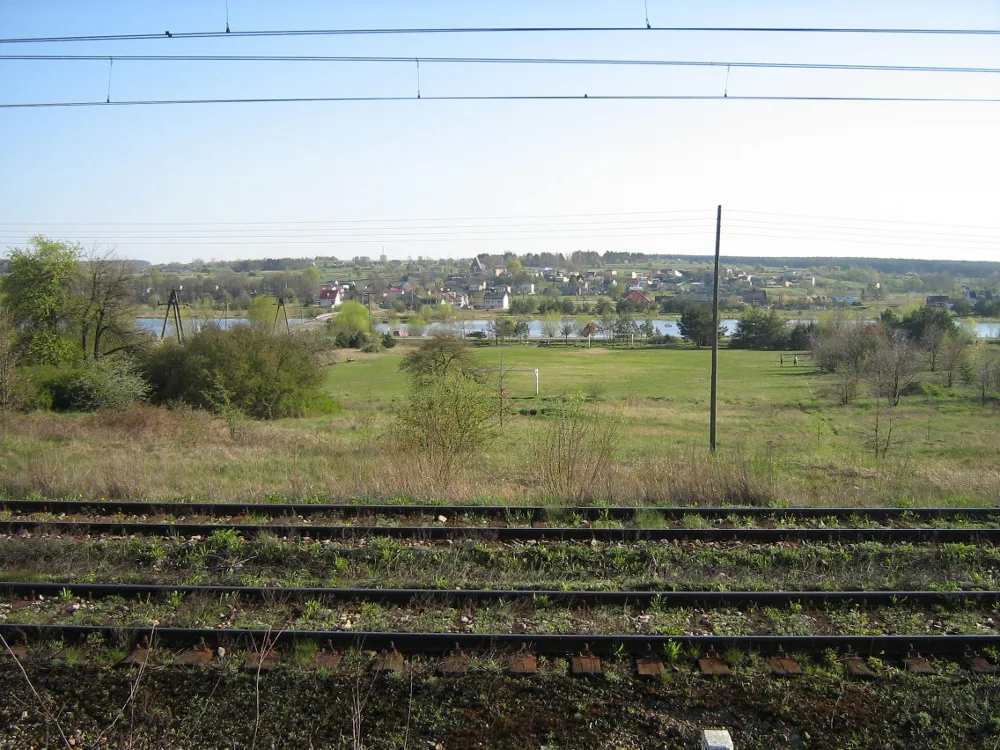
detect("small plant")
[167,590,185,609]
[292,639,318,668]
[302,599,323,620]
[57,587,74,603]
[662,640,682,663]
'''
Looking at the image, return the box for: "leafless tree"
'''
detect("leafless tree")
[76,247,140,359]
[862,394,898,461]
[919,323,947,372]
[973,342,1000,406]
[938,328,973,388]
[864,331,922,406]
[812,323,879,404]
[560,318,577,343]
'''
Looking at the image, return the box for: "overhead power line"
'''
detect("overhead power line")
[5,54,1000,76]
[0,209,713,227]
[4,94,1000,110]
[1,25,998,45]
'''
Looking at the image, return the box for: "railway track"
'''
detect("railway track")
[3,581,999,607]
[2,624,998,668]
[2,499,997,523]
[4,519,1000,543]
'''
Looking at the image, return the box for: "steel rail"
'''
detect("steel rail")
[3,581,997,607]
[2,499,997,522]
[3,520,1000,543]
[1,623,996,657]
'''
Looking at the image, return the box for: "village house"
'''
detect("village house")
[315,284,343,308]
[440,291,470,309]
[742,289,769,306]
[620,290,652,305]
[483,288,510,311]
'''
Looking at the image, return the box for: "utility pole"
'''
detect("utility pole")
[710,205,722,453]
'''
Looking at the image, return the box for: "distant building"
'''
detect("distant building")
[470,256,488,275]
[484,289,510,311]
[440,291,470,309]
[925,295,951,309]
[620,290,652,305]
[515,282,535,296]
[742,289,769,306]
[316,285,343,308]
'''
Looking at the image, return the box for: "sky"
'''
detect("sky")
[1,0,998,265]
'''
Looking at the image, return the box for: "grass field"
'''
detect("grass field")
[1,342,997,506]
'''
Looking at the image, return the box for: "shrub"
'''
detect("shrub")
[395,372,497,479]
[143,326,323,419]
[70,357,149,410]
[381,332,397,349]
[26,358,148,411]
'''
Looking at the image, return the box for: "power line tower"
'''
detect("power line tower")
[273,296,291,333]
[160,288,185,342]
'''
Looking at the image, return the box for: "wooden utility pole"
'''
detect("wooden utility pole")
[710,205,722,453]
[273,296,290,333]
[160,288,185,343]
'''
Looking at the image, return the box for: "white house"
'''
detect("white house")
[484,289,510,311]
[441,291,470,309]
[315,285,343,308]
[515,282,535,296]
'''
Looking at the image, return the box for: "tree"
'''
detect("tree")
[540,312,561,339]
[678,304,724,348]
[294,267,321,303]
[939,328,973,388]
[919,323,947,372]
[514,317,531,343]
[77,248,140,359]
[334,300,371,336]
[580,321,599,338]
[560,318,577,343]
[864,331,922,406]
[0,235,81,364]
[247,296,280,329]
[487,315,514,345]
[897,305,954,343]
[972,342,1000,406]
[506,257,523,276]
[729,307,789,350]
[612,310,637,344]
[399,331,480,380]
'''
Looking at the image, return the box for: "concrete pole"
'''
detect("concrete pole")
[710,205,722,453]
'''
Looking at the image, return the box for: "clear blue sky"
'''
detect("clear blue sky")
[1,1,998,264]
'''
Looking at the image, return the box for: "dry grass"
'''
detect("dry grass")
[0,405,997,506]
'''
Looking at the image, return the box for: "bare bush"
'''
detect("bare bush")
[863,331,922,406]
[531,395,623,501]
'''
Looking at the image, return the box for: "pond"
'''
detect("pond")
[137,317,306,336]
[376,319,1000,339]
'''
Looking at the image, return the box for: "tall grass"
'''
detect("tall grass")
[0,405,997,506]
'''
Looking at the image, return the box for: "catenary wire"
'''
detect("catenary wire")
[1,25,999,45]
[4,94,1000,109]
[4,54,1000,76]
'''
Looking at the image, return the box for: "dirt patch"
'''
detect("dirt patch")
[0,664,996,749]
